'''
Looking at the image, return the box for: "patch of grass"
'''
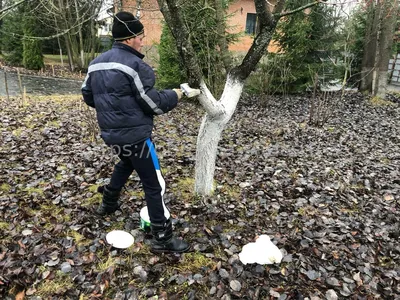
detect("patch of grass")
[88,184,100,193]
[0,183,11,193]
[297,206,319,217]
[97,255,116,272]
[223,223,243,233]
[43,54,69,65]
[369,96,396,106]
[40,203,63,214]
[327,126,335,132]
[46,120,61,128]
[38,203,71,222]
[24,187,44,196]
[67,230,90,246]
[339,206,359,215]
[108,220,126,231]
[12,128,23,137]
[36,271,74,297]
[82,193,102,207]
[0,222,10,230]
[174,252,215,273]
[218,184,241,199]
[213,246,227,260]
[378,256,394,267]
[171,177,195,201]
[127,189,145,199]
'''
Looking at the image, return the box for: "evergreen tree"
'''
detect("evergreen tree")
[156,23,185,89]
[273,0,340,92]
[156,0,238,96]
[22,13,44,70]
[344,6,368,85]
[1,3,24,65]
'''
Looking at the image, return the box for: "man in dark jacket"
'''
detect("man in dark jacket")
[82,11,189,253]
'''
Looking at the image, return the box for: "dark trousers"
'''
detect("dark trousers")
[109,138,169,224]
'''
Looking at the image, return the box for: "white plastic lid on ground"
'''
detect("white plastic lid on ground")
[239,235,283,265]
[106,230,135,249]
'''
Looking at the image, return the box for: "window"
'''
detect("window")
[245,13,258,35]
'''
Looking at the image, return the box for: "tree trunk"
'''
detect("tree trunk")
[74,0,85,68]
[64,35,75,71]
[158,0,323,195]
[195,75,244,195]
[376,0,398,98]
[360,1,380,92]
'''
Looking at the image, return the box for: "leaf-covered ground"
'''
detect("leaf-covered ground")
[0,93,399,299]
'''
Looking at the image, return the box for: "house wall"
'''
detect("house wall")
[115,0,279,53]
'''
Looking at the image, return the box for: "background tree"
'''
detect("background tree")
[376,0,398,97]
[156,23,186,89]
[22,3,44,70]
[0,0,106,70]
[1,0,24,65]
[156,0,327,195]
[343,5,368,86]
[359,0,399,96]
[272,0,341,92]
[157,0,237,96]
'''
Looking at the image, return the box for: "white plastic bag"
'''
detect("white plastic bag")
[239,235,283,265]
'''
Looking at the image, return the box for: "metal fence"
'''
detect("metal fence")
[389,53,400,85]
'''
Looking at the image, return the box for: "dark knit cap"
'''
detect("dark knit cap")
[112,12,144,41]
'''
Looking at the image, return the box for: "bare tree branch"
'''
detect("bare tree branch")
[231,0,277,80]
[273,0,286,14]
[0,7,100,40]
[276,0,324,18]
[0,0,28,17]
[157,0,203,86]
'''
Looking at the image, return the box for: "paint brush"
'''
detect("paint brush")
[180,83,201,98]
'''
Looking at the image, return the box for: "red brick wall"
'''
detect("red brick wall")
[115,0,279,53]
[118,0,163,46]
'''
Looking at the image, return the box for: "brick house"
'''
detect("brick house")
[114,0,278,53]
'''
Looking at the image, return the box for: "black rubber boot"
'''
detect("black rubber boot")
[96,185,121,216]
[151,219,190,253]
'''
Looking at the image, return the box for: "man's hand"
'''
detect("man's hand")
[173,88,183,100]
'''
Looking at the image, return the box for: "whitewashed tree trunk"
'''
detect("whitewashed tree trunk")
[195,75,244,195]
[157,0,323,195]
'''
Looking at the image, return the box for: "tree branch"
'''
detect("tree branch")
[157,0,223,116]
[0,7,100,40]
[157,0,203,87]
[199,80,225,116]
[231,0,276,80]
[254,0,273,28]
[0,0,28,17]
[276,0,323,18]
[273,0,286,14]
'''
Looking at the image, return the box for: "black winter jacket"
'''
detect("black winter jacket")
[81,43,178,145]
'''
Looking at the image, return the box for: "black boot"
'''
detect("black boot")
[96,185,121,216]
[151,219,190,253]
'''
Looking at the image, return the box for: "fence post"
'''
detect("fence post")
[4,71,10,102]
[17,69,24,105]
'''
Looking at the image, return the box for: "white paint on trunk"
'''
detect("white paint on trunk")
[377,71,389,98]
[195,74,244,195]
